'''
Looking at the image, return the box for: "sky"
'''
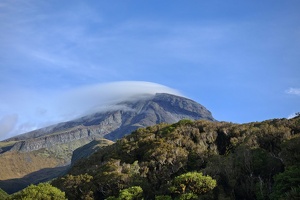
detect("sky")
[0,0,300,140]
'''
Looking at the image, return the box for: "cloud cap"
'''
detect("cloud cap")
[0,81,181,141]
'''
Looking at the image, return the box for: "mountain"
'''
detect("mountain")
[0,93,215,193]
[2,93,214,152]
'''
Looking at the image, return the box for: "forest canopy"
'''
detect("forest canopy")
[52,117,300,199]
[2,116,300,199]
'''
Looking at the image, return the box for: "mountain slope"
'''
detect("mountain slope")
[2,93,214,152]
[0,93,215,193]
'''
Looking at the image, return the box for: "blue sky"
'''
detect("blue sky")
[0,0,300,140]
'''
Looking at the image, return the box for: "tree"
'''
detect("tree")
[280,137,300,167]
[11,183,66,200]
[155,195,172,200]
[175,193,198,200]
[169,172,217,199]
[0,188,9,200]
[270,166,300,200]
[119,186,143,200]
[52,173,94,200]
[106,186,143,200]
[283,186,300,200]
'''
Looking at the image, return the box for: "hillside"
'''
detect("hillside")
[52,117,300,200]
[0,93,215,194]
[0,138,112,194]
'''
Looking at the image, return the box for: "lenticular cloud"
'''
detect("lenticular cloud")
[60,81,182,117]
[66,81,181,104]
[0,81,181,140]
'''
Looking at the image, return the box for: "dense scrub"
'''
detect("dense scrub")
[5,183,67,200]
[51,117,300,199]
[3,117,300,199]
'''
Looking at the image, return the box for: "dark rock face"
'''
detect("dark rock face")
[71,139,113,165]
[9,126,99,152]
[104,93,215,140]
[4,93,215,152]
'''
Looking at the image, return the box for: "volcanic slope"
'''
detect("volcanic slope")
[0,93,215,193]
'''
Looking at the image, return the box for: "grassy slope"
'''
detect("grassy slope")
[0,150,64,181]
[0,138,114,194]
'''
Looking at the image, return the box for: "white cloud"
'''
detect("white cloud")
[0,114,18,140]
[287,113,296,119]
[59,81,182,118]
[285,88,300,96]
[0,81,181,140]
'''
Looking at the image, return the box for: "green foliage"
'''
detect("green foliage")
[170,172,216,198]
[52,173,94,200]
[119,186,143,200]
[155,195,172,200]
[52,117,300,199]
[270,166,300,200]
[280,137,300,167]
[175,193,198,200]
[106,186,143,200]
[10,183,66,200]
[105,197,119,200]
[282,186,300,200]
[176,119,194,126]
[0,188,9,200]
[95,159,143,198]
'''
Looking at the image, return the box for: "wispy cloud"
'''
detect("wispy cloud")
[0,114,18,140]
[3,0,293,84]
[285,88,300,96]
[287,113,297,119]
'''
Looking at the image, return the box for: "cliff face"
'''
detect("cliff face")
[10,126,105,152]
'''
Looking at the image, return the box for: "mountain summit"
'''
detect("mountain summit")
[4,93,214,147]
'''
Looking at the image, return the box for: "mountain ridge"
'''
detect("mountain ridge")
[2,93,214,152]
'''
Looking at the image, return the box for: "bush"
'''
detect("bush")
[0,188,9,200]
[11,183,66,200]
[106,186,143,200]
[170,172,217,198]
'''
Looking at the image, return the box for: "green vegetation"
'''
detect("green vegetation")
[25,117,299,199]
[155,195,172,200]
[106,186,143,200]
[0,141,17,148]
[52,173,94,200]
[0,140,17,154]
[270,166,300,199]
[0,188,9,199]
[9,183,66,200]
[170,172,216,195]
